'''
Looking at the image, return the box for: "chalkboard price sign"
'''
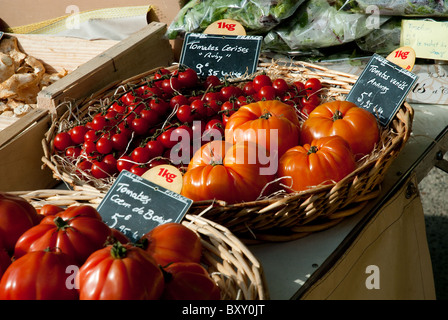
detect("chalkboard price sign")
[179,33,262,79]
[97,170,193,242]
[346,54,418,127]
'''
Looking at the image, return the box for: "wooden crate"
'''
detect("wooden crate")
[0,22,174,191]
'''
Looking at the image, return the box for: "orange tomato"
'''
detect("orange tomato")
[278,135,356,193]
[181,140,276,203]
[225,100,300,159]
[300,100,380,160]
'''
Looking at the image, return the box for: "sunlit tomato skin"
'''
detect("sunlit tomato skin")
[0,249,79,300]
[0,193,41,254]
[140,222,202,267]
[162,262,221,300]
[225,100,301,159]
[181,140,275,203]
[14,205,112,265]
[77,242,164,300]
[53,132,73,151]
[278,135,356,193]
[300,100,380,160]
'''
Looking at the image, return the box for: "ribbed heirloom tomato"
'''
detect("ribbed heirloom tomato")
[278,135,356,193]
[300,100,380,160]
[161,262,221,300]
[225,100,301,159]
[77,242,164,300]
[0,248,79,300]
[140,222,202,267]
[0,192,41,254]
[14,205,112,265]
[181,140,276,203]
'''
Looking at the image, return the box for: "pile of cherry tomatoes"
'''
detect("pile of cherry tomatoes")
[52,66,323,180]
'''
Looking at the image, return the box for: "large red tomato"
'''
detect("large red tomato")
[14,205,112,265]
[181,140,276,203]
[0,248,79,300]
[300,100,380,160]
[225,100,300,158]
[77,242,164,300]
[278,135,356,193]
[0,192,41,254]
[162,262,221,300]
[0,248,11,279]
[140,222,202,267]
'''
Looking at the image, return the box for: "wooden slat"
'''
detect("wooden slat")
[10,33,118,73]
[37,22,174,114]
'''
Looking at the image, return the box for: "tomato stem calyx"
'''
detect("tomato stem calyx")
[307,145,319,155]
[53,216,70,231]
[332,110,344,121]
[110,242,128,259]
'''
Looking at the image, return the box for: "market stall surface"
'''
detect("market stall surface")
[419,158,448,300]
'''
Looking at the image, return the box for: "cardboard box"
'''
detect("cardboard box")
[0,0,185,32]
[0,22,174,191]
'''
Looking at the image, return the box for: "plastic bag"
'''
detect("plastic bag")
[355,17,402,54]
[263,0,389,53]
[353,0,448,17]
[166,0,305,39]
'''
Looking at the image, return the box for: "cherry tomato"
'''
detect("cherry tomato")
[135,85,161,100]
[190,99,208,120]
[117,156,134,172]
[91,160,111,179]
[220,85,242,101]
[131,146,151,164]
[69,125,88,145]
[65,146,81,160]
[95,136,113,155]
[252,74,272,92]
[305,78,322,95]
[84,129,100,142]
[178,68,198,88]
[272,78,289,96]
[176,104,196,123]
[204,75,222,88]
[258,85,276,100]
[146,140,165,159]
[111,132,129,151]
[131,117,151,136]
[243,81,256,96]
[54,132,73,151]
[161,77,181,95]
[170,94,189,110]
[150,98,170,116]
[130,164,150,176]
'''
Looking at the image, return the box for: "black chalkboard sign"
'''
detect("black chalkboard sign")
[179,33,262,79]
[346,54,418,127]
[97,170,193,242]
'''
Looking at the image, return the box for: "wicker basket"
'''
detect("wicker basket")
[41,59,414,242]
[11,189,269,300]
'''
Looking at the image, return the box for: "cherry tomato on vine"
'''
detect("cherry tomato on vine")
[178,68,199,88]
[176,104,196,123]
[96,137,113,155]
[252,74,272,92]
[117,156,134,172]
[54,132,73,151]
[258,85,276,101]
[305,78,322,95]
[69,125,88,145]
